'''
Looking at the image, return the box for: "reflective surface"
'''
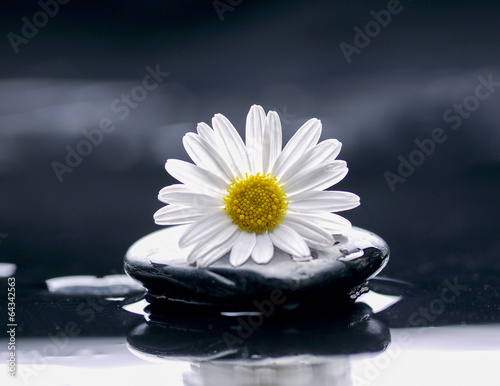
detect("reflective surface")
[2,287,499,385]
[1,271,500,385]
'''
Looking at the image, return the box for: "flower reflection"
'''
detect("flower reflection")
[183,357,352,386]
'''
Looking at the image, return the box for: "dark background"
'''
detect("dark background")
[1,0,499,327]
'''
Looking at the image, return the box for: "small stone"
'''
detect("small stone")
[124,225,389,310]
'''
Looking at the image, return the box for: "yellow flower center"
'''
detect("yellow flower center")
[223,173,288,233]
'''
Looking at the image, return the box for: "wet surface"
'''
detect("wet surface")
[2,282,499,385]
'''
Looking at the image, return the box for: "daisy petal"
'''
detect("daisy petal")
[288,190,360,212]
[287,210,352,232]
[183,133,236,182]
[269,224,310,257]
[159,184,223,207]
[189,225,240,267]
[229,231,257,266]
[251,233,274,264]
[285,161,348,196]
[309,165,349,192]
[272,118,321,178]
[262,111,282,174]
[198,122,240,179]
[159,183,190,196]
[278,139,342,183]
[178,211,232,248]
[153,205,213,225]
[245,105,266,174]
[166,159,228,195]
[212,114,251,176]
[187,222,238,264]
[319,138,342,162]
[283,214,334,250]
[196,122,218,149]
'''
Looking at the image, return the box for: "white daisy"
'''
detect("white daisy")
[154,105,360,268]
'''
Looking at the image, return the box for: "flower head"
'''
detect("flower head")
[154,105,360,267]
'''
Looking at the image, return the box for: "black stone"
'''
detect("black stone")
[127,302,391,361]
[124,225,389,310]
